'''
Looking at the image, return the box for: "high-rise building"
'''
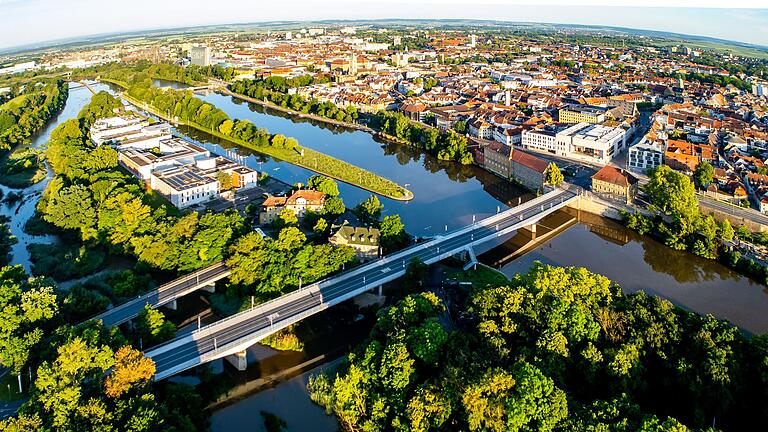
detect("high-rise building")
[469,34,477,48]
[190,45,210,66]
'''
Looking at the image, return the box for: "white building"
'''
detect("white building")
[568,123,627,165]
[628,141,664,173]
[754,81,768,97]
[91,116,172,149]
[493,127,522,147]
[521,123,626,165]
[151,165,219,209]
[190,45,211,66]
[118,137,209,180]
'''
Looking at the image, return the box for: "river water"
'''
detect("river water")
[0,82,111,272]
[145,80,768,431]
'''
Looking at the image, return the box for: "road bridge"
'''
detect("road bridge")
[90,261,230,327]
[145,187,580,379]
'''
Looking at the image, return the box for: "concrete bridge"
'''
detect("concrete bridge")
[142,187,580,379]
[90,261,230,327]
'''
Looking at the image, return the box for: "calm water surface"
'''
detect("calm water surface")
[149,81,768,429]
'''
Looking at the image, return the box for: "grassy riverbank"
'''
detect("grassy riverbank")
[108,82,412,201]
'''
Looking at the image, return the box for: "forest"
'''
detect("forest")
[309,262,768,432]
[0,79,67,150]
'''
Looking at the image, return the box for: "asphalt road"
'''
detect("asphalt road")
[698,194,768,226]
[147,189,577,379]
[92,261,231,327]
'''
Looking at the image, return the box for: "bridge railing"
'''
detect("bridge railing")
[152,188,575,347]
[86,261,229,325]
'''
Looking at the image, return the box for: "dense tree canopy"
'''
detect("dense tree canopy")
[0,265,207,432]
[310,263,768,431]
[226,228,356,295]
[0,80,67,150]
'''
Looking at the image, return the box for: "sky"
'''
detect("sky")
[1,0,768,51]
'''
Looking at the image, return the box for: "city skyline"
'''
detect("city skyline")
[1,1,768,51]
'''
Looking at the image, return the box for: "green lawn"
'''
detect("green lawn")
[0,94,29,112]
[445,263,510,289]
[0,147,47,188]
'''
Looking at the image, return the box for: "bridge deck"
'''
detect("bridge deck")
[90,261,231,327]
[146,187,579,379]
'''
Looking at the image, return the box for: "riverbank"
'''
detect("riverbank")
[108,84,413,201]
[219,87,373,133]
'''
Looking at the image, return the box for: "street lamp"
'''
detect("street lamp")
[268,313,280,328]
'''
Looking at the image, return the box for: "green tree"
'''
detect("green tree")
[544,163,564,187]
[356,195,383,223]
[718,219,734,242]
[216,171,233,191]
[643,166,699,223]
[137,305,176,346]
[313,218,329,236]
[380,215,408,253]
[323,196,346,219]
[693,161,714,189]
[307,175,340,197]
[0,266,58,374]
[276,208,298,228]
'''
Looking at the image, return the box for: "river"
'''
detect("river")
[0,81,112,272]
[145,83,768,431]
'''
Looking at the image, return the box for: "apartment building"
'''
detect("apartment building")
[628,141,664,173]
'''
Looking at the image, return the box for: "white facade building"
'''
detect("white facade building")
[568,124,627,165]
[521,123,626,165]
[628,141,664,173]
[151,166,219,209]
[91,116,172,149]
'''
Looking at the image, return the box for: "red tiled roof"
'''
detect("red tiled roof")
[511,149,548,173]
[592,165,638,187]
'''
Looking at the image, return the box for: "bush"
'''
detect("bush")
[28,243,106,281]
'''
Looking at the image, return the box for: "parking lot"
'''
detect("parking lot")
[191,176,293,215]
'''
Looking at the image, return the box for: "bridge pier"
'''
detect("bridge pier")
[225,350,248,371]
[519,223,537,240]
[202,284,216,293]
[166,299,178,311]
